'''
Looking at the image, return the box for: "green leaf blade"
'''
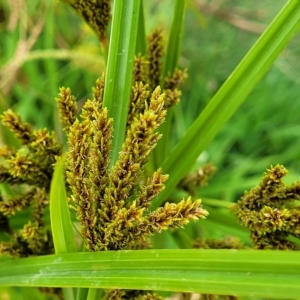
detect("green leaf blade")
[50,157,77,300]
[50,157,77,254]
[136,0,146,55]
[1,250,300,299]
[103,0,141,166]
[162,0,186,80]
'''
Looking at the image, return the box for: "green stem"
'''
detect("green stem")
[103,0,140,166]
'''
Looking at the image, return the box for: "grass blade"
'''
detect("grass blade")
[50,157,77,254]
[103,0,140,166]
[50,157,77,300]
[162,0,186,80]
[0,250,300,299]
[136,0,146,55]
[153,0,300,208]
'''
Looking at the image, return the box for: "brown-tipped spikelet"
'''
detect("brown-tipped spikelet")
[8,153,49,187]
[164,69,188,90]
[0,188,37,216]
[147,28,164,90]
[147,198,208,233]
[135,168,169,210]
[164,69,188,108]
[193,236,246,250]
[1,110,34,145]
[0,188,52,257]
[56,87,77,132]
[92,73,105,107]
[233,164,300,249]
[133,54,149,84]
[128,28,188,127]
[179,163,216,196]
[0,108,61,258]
[64,0,111,42]
[127,82,150,126]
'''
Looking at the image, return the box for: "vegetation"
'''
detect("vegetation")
[1,0,300,299]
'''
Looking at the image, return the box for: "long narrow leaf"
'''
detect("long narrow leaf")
[50,157,77,300]
[50,157,77,254]
[103,0,140,166]
[162,0,186,80]
[153,0,300,208]
[0,250,300,299]
[136,0,146,55]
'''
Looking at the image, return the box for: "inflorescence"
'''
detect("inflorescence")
[63,0,111,43]
[234,164,300,250]
[0,110,61,257]
[57,76,208,252]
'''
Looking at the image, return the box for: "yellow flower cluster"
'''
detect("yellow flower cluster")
[234,165,300,249]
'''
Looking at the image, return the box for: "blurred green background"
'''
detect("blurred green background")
[1,0,300,298]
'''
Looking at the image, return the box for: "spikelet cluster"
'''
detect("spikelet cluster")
[193,236,246,250]
[233,164,300,249]
[179,163,217,196]
[64,0,111,42]
[147,28,164,90]
[58,78,208,252]
[164,68,188,108]
[0,110,61,257]
[129,28,188,125]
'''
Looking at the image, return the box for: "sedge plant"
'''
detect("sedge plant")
[1,1,300,300]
